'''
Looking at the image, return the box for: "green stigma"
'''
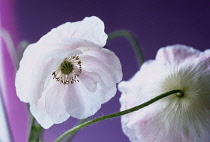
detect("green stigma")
[60,60,74,75]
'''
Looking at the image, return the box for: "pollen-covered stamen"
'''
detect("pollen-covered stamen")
[52,55,82,85]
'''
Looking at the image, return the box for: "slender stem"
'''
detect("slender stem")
[108,30,144,67]
[55,89,182,142]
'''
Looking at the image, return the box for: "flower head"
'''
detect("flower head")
[15,16,122,128]
[119,45,210,142]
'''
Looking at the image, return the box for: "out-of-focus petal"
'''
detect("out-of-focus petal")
[156,44,201,66]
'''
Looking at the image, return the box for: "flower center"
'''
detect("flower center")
[60,60,74,75]
[52,55,82,85]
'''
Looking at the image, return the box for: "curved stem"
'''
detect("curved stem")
[108,30,144,67]
[55,89,182,142]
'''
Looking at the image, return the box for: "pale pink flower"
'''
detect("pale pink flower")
[119,45,210,142]
[15,16,122,128]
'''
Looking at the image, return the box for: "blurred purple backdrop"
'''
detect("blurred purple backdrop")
[1,0,210,142]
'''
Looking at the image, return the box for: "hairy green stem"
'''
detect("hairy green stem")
[108,30,144,67]
[55,89,182,142]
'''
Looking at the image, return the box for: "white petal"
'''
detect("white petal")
[30,79,70,129]
[75,16,107,46]
[44,80,70,124]
[79,46,122,83]
[15,44,43,102]
[79,69,118,104]
[39,16,107,47]
[64,82,101,119]
[78,70,101,93]
[80,55,121,86]
[30,98,54,129]
[97,85,117,104]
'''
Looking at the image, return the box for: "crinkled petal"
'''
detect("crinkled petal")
[39,16,107,47]
[80,70,118,104]
[78,70,101,93]
[80,55,121,87]
[79,46,122,82]
[78,46,122,103]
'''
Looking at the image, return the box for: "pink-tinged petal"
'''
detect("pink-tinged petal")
[79,47,122,82]
[156,44,201,66]
[39,16,107,47]
[80,70,118,103]
[80,54,122,86]
[64,83,101,119]
[78,70,101,93]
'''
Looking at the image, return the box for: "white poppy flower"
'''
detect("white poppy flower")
[15,16,122,129]
[119,45,210,142]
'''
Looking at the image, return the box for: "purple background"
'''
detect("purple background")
[0,0,28,142]
[1,0,210,142]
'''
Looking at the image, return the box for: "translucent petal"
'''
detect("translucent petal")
[64,82,101,119]
[78,70,101,93]
[80,55,121,86]
[78,46,122,82]
[44,80,70,124]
